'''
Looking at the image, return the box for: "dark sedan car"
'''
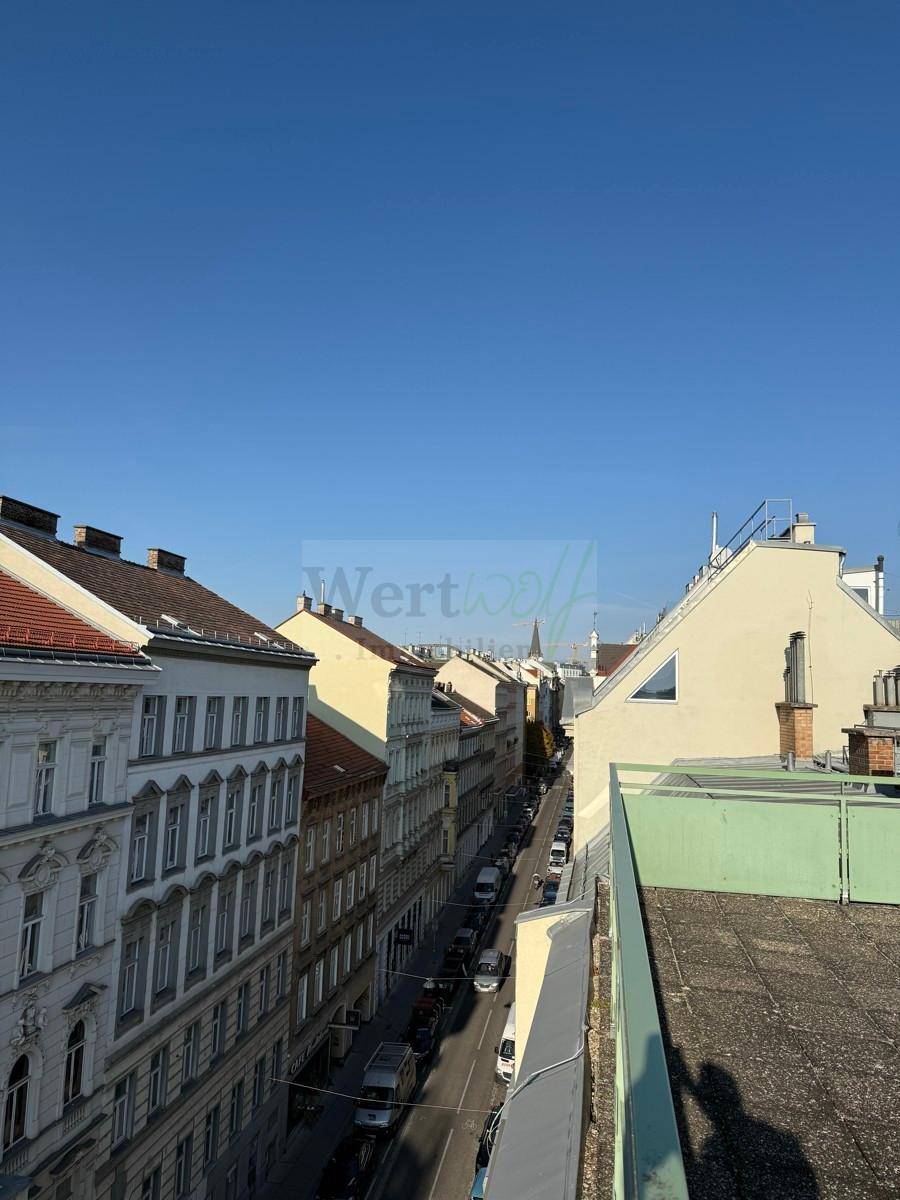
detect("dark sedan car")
[316,1134,378,1200]
[477,1106,502,1168]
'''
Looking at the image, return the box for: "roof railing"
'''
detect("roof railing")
[708,497,793,573]
[0,623,140,653]
[609,765,689,1200]
[138,618,302,653]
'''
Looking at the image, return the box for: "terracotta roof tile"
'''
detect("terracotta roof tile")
[1,523,305,652]
[302,714,388,796]
[0,570,142,657]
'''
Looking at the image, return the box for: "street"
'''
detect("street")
[367,764,570,1200]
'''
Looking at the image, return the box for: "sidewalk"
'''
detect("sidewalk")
[262,812,516,1200]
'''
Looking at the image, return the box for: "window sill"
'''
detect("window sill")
[117,1009,144,1033]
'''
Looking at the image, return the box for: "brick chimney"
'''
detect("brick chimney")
[349,615,363,627]
[74,524,122,557]
[296,594,313,612]
[0,495,59,537]
[775,631,816,760]
[844,727,896,777]
[147,548,186,575]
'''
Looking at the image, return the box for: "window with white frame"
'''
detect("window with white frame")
[248,779,264,840]
[252,1056,266,1110]
[343,933,352,976]
[253,698,269,744]
[140,696,164,757]
[290,696,304,739]
[211,1000,227,1058]
[361,802,369,840]
[147,1046,167,1114]
[231,697,248,747]
[313,957,324,1005]
[64,1021,87,1106]
[203,1105,220,1166]
[346,869,355,911]
[262,866,275,925]
[372,799,378,833]
[155,918,175,991]
[236,982,249,1034]
[172,697,194,754]
[276,950,287,998]
[33,740,56,816]
[356,921,364,963]
[196,795,213,859]
[296,972,309,1026]
[285,773,299,825]
[229,1080,243,1138]
[274,696,288,740]
[76,872,98,951]
[300,899,311,946]
[268,773,283,831]
[112,1072,135,1146]
[305,825,315,872]
[321,819,331,863]
[164,803,183,870]
[335,813,344,855]
[240,879,254,940]
[332,877,342,922]
[121,934,142,1014]
[175,1134,193,1198]
[141,1167,161,1200]
[278,860,291,915]
[368,855,376,894]
[130,812,151,883]
[366,912,374,951]
[182,1021,200,1086]
[216,891,234,955]
[349,808,357,845]
[271,1038,283,1085]
[187,904,206,973]
[258,965,270,1016]
[358,866,366,902]
[204,697,224,750]
[317,889,326,933]
[223,784,240,849]
[88,737,106,805]
[627,652,678,703]
[19,892,43,978]
[329,945,339,990]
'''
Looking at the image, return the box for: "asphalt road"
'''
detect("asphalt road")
[368,759,571,1200]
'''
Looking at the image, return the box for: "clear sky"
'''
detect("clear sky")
[2,1,898,644]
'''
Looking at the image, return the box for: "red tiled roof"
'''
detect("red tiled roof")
[1,523,305,651]
[0,570,142,657]
[439,689,497,727]
[302,714,388,796]
[595,643,637,675]
[302,609,435,673]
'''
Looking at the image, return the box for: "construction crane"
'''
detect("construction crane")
[547,639,590,663]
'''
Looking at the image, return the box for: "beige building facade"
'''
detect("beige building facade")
[574,528,900,854]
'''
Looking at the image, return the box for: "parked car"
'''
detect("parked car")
[477,1106,502,1168]
[522,804,535,822]
[546,861,563,882]
[539,781,548,795]
[543,881,560,904]
[555,827,572,848]
[470,1167,488,1199]
[405,1000,441,1064]
[473,949,508,993]
[502,839,519,862]
[549,840,569,869]
[354,1043,417,1134]
[495,1004,516,1084]
[464,906,488,936]
[444,928,477,972]
[474,866,503,905]
[315,1134,378,1200]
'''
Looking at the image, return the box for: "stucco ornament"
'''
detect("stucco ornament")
[11,991,47,1047]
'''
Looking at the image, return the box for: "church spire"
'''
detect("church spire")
[529,618,543,660]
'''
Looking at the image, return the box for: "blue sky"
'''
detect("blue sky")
[2,1,898,642]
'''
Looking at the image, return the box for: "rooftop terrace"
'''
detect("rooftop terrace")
[643,885,900,1199]
[607,761,900,1200]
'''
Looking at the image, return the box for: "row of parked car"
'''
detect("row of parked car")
[314,798,536,1199]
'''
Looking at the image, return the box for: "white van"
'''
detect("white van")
[474,866,502,905]
[354,1042,417,1134]
[495,1004,516,1084]
[548,840,568,869]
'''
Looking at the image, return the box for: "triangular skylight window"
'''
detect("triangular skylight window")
[628,652,678,702]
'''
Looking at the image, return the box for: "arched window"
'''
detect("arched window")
[3,1056,30,1150]
[64,1022,85,1105]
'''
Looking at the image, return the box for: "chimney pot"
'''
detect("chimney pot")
[350,615,363,627]
[296,594,313,612]
[0,495,59,537]
[332,608,344,622]
[317,601,332,616]
[74,524,122,557]
[147,548,186,575]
